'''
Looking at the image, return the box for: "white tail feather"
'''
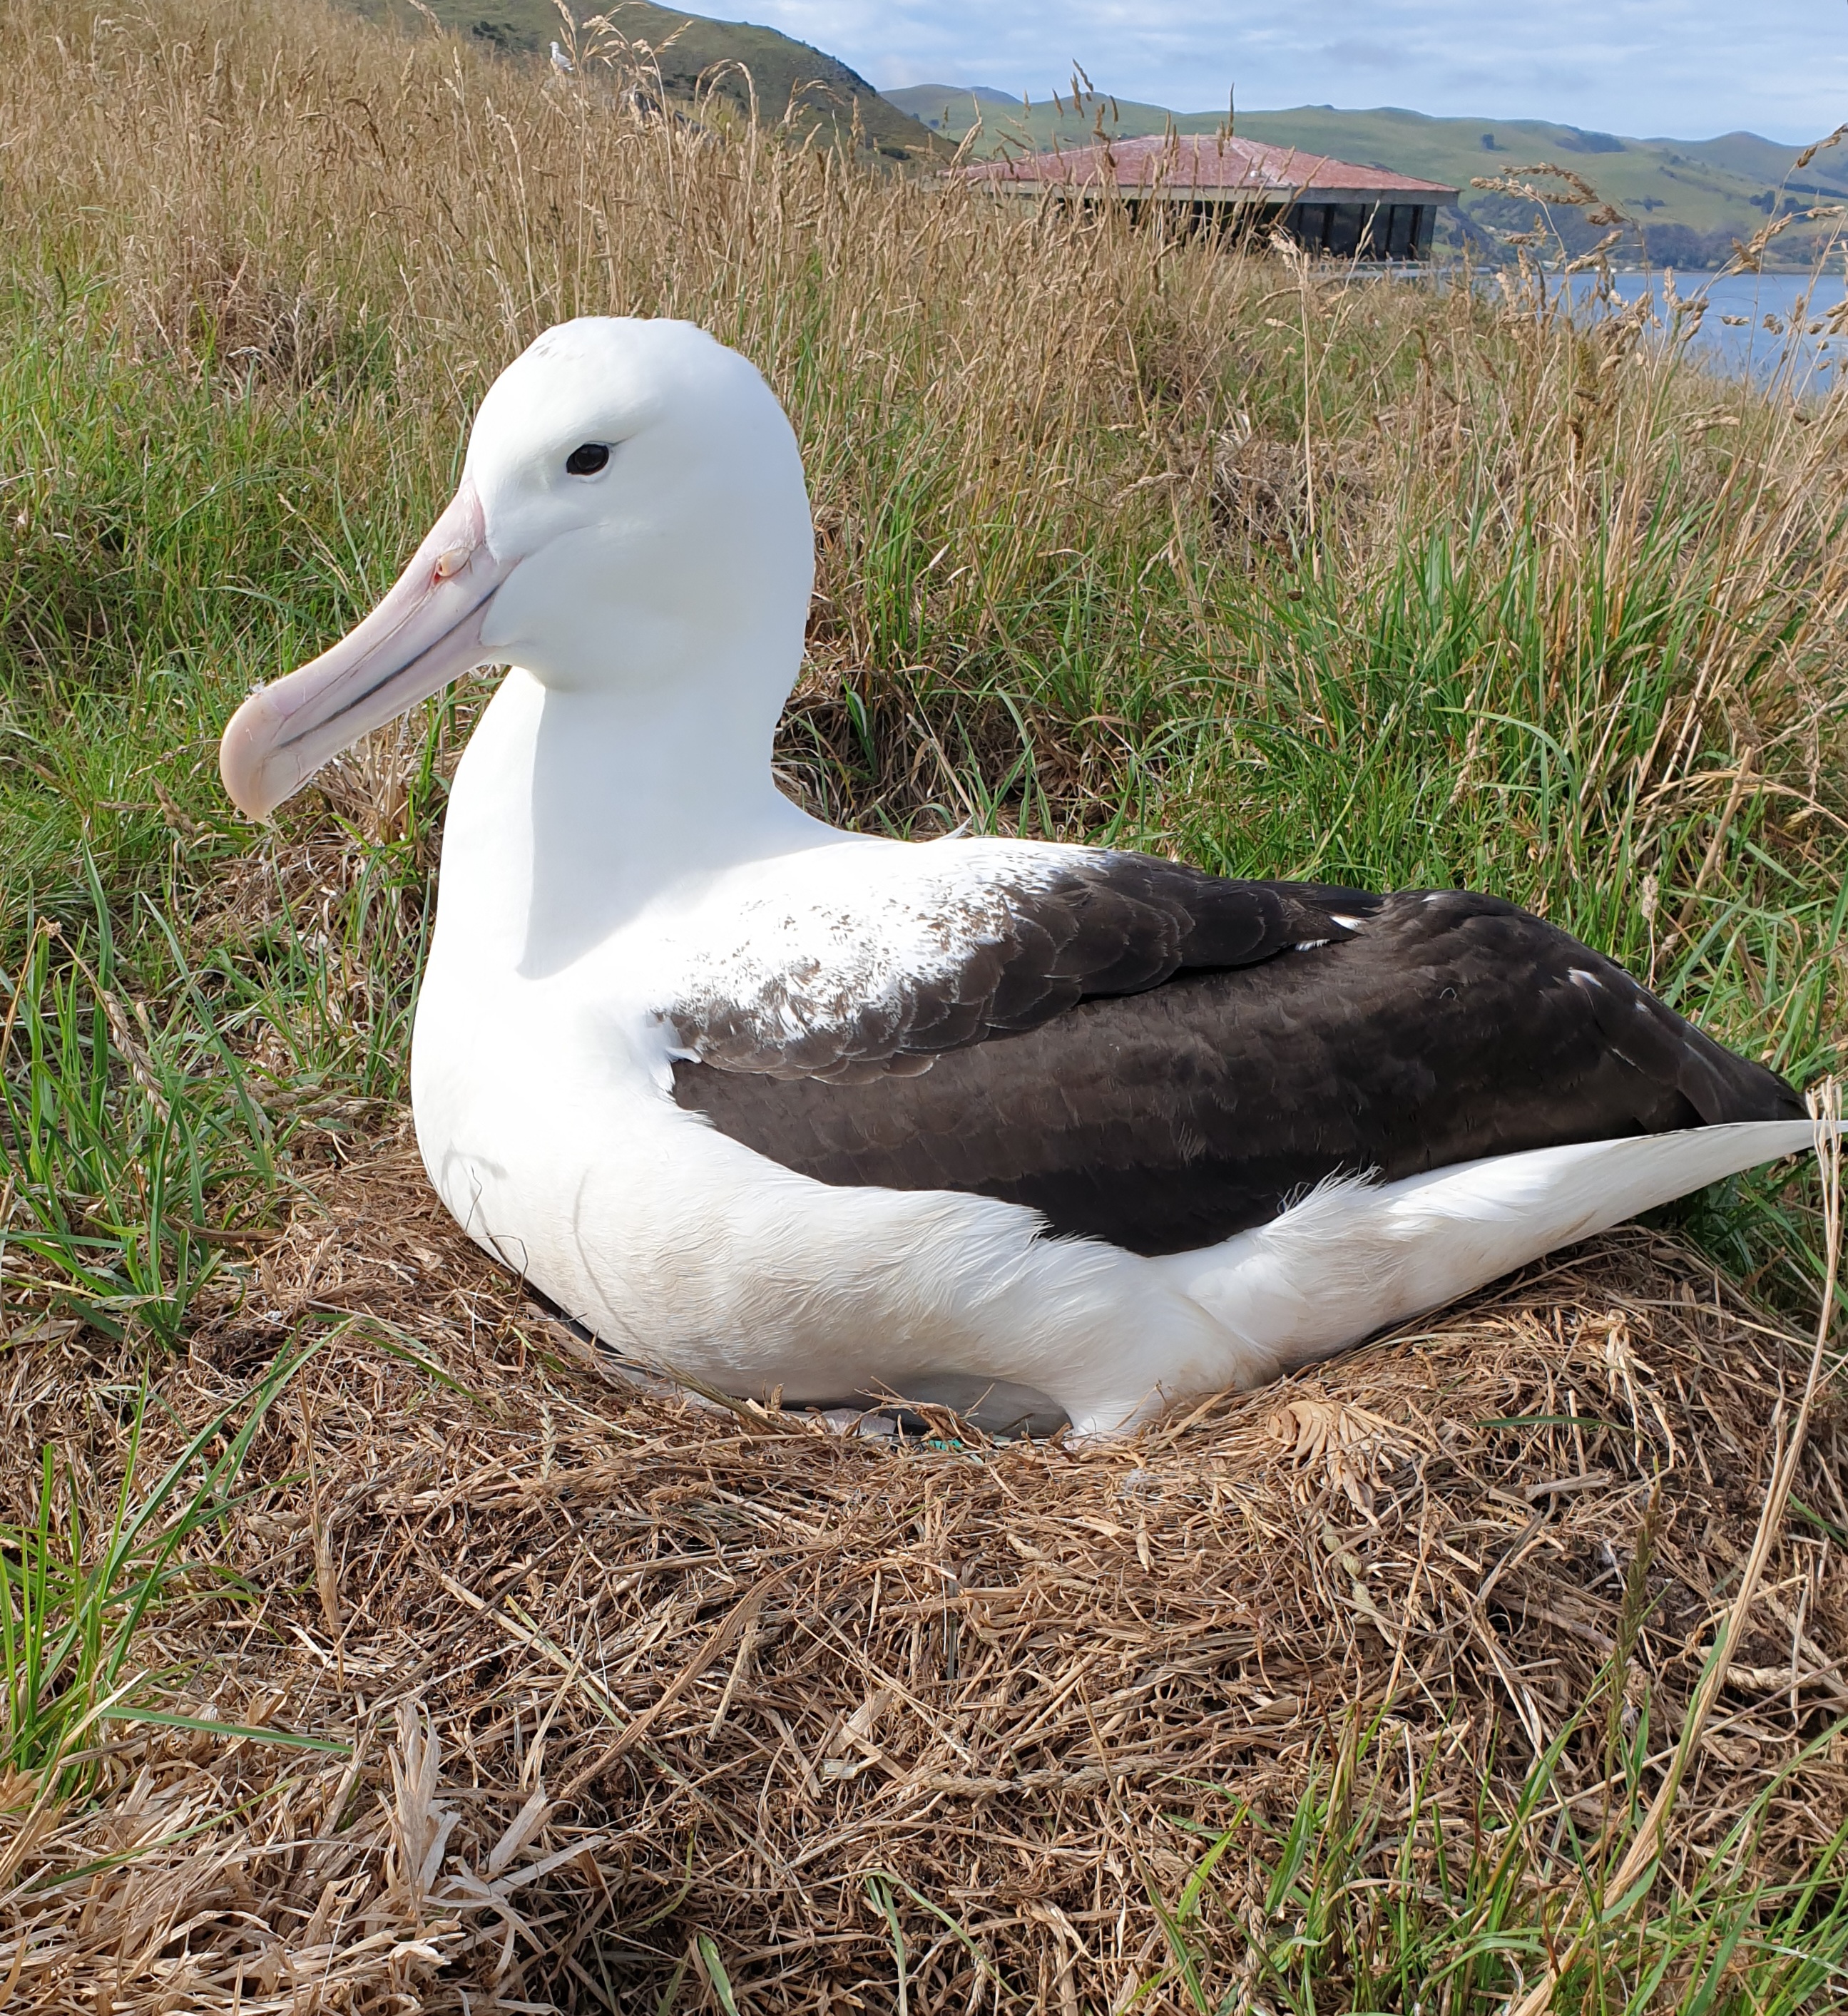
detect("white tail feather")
[1160,1120,1823,1371]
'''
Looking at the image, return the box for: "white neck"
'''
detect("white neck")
[432,662,837,978]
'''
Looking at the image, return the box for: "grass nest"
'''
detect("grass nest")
[3,1142,1847,2012]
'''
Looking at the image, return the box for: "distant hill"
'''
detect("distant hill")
[352,0,941,162]
[886,88,1848,267]
[892,83,1021,113]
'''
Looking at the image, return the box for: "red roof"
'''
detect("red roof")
[956,133,1456,203]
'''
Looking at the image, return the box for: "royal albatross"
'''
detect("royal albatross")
[220,317,1817,1435]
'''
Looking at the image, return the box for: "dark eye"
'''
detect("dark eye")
[565,441,611,476]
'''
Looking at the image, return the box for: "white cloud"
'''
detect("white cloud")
[728,0,1848,143]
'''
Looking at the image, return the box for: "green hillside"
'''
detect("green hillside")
[887,88,1848,267]
[356,0,941,160]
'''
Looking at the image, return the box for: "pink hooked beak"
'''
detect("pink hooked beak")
[219,479,513,820]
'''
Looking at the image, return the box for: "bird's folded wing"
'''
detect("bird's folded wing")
[666,854,1802,1255]
[663,846,1374,1083]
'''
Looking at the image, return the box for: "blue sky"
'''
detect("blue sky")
[728,1,1848,143]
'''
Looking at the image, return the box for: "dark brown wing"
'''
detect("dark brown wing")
[672,878,1802,1256]
[666,854,1376,1083]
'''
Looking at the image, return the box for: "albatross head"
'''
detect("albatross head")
[219,317,813,820]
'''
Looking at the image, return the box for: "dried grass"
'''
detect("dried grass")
[4,1137,1845,2010]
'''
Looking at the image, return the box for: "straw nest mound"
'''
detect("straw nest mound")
[4,1138,1847,2013]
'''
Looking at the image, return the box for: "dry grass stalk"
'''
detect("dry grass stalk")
[1507,1080,1846,2016]
[4,0,1848,856]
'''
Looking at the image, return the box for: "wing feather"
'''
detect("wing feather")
[663,850,1361,1080]
[671,873,1802,1255]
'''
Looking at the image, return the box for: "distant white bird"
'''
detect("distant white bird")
[219,317,1821,1436]
[548,39,573,75]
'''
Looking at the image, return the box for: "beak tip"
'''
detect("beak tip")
[219,690,286,823]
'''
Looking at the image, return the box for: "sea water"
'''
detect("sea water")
[1549,269,1848,387]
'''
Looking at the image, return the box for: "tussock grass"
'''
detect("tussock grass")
[1,0,1847,2001]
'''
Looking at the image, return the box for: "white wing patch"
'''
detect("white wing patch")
[653,837,1354,1084]
[657,837,1086,1079]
